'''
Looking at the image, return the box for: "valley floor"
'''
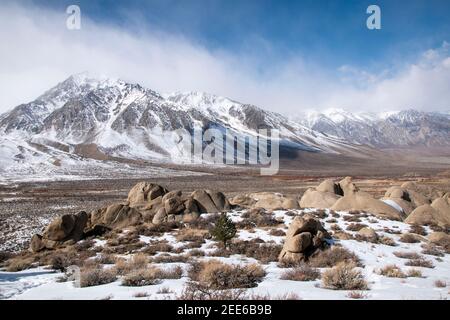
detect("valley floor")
[1,209,449,300]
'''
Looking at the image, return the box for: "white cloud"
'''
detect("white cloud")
[0,3,449,115]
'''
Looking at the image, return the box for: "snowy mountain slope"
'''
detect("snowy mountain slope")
[0,74,357,178]
[297,108,450,147]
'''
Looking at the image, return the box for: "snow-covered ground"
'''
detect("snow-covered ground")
[1,209,449,300]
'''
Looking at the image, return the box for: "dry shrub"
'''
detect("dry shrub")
[405,257,434,268]
[343,215,361,223]
[177,281,248,300]
[187,214,220,230]
[49,254,73,272]
[133,292,150,298]
[421,244,444,257]
[269,228,286,237]
[409,225,427,236]
[95,253,118,265]
[189,260,266,289]
[393,251,421,260]
[157,287,173,294]
[74,239,95,251]
[406,269,423,278]
[142,243,173,255]
[309,246,362,268]
[4,256,34,272]
[0,251,14,264]
[346,291,369,299]
[176,229,208,242]
[149,254,190,264]
[251,292,301,300]
[186,249,205,257]
[378,265,406,278]
[113,253,148,275]
[80,266,117,287]
[330,224,342,231]
[434,280,446,288]
[399,233,420,243]
[346,223,368,232]
[326,218,338,224]
[122,265,182,286]
[136,222,181,236]
[311,209,328,219]
[239,210,279,228]
[228,240,282,264]
[378,236,397,246]
[122,269,160,286]
[321,262,368,290]
[383,227,401,235]
[280,264,320,281]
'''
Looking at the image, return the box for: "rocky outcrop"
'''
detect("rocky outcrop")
[230,192,298,211]
[90,203,142,230]
[405,197,450,227]
[278,215,331,264]
[127,182,168,208]
[29,211,89,252]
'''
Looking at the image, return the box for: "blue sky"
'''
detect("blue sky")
[32,0,450,71]
[0,0,449,113]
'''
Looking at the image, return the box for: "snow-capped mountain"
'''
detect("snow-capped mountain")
[297,108,450,147]
[0,73,355,178]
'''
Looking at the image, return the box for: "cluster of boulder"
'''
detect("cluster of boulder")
[278,215,331,263]
[230,192,299,210]
[30,182,231,252]
[299,177,450,226]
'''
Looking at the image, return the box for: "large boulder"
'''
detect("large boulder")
[127,182,168,207]
[230,192,298,211]
[90,203,142,229]
[278,215,330,264]
[331,194,404,220]
[30,211,88,253]
[405,197,450,227]
[43,211,88,242]
[299,188,341,209]
[192,190,231,213]
[401,181,442,201]
[316,179,344,195]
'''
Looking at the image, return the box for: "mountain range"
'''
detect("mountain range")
[0,73,449,180]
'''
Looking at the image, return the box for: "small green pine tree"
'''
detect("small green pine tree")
[211,213,237,249]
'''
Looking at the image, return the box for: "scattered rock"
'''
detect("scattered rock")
[358,227,378,242]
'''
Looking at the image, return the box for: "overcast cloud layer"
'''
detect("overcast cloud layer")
[0,3,449,115]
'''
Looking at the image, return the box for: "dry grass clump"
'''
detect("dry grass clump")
[421,244,445,257]
[80,266,117,287]
[405,257,434,268]
[378,236,397,246]
[383,227,401,235]
[343,215,361,223]
[409,225,427,236]
[135,222,181,236]
[346,223,368,232]
[309,246,362,268]
[95,253,118,265]
[239,209,279,228]
[122,269,161,286]
[321,262,368,290]
[4,256,34,272]
[113,253,148,275]
[176,229,208,243]
[177,281,248,300]
[434,280,447,288]
[189,260,266,289]
[0,251,14,264]
[406,269,423,278]
[187,214,220,230]
[122,265,183,287]
[311,209,328,219]
[149,254,190,264]
[133,292,150,298]
[280,264,320,281]
[393,251,422,260]
[330,224,342,231]
[157,287,174,294]
[346,291,369,299]
[268,228,286,237]
[186,249,205,257]
[326,218,338,224]
[227,240,283,264]
[378,265,406,278]
[142,243,174,255]
[399,233,420,243]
